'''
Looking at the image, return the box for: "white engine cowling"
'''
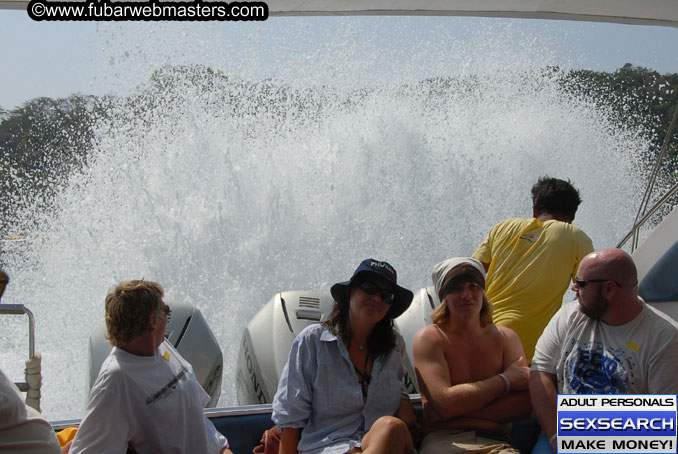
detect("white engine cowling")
[393,286,439,392]
[87,301,223,407]
[236,290,422,405]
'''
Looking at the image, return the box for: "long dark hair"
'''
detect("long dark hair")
[323,283,397,358]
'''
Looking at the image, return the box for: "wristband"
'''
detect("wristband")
[498,373,510,394]
[549,433,557,444]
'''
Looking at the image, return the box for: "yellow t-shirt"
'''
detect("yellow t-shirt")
[473,217,594,362]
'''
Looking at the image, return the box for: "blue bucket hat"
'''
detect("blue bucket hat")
[330,258,414,319]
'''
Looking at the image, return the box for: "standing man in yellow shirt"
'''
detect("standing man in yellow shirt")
[473,176,593,363]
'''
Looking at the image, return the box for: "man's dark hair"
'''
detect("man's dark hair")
[531,176,582,221]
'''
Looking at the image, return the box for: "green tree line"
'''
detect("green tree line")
[563,63,678,168]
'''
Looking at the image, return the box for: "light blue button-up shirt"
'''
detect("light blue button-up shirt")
[272,323,406,454]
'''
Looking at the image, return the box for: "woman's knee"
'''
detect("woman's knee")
[364,416,413,453]
[375,416,408,433]
[371,416,411,443]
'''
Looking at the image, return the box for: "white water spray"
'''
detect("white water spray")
[1,18,648,419]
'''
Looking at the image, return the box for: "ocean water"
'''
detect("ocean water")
[0,18,649,419]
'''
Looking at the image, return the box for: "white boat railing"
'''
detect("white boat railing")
[0,302,43,411]
[0,304,36,392]
[51,395,424,429]
[618,106,678,251]
[617,182,678,251]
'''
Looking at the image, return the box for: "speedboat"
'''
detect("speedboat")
[62,189,678,453]
[1,1,677,453]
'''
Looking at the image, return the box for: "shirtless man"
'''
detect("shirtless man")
[413,257,532,454]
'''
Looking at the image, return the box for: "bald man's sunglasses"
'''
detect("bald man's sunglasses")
[574,278,622,288]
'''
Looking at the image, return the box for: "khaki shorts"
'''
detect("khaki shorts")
[418,430,520,454]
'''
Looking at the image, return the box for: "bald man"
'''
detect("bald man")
[529,248,678,454]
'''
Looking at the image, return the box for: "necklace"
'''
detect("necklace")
[346,337,370,397]
[353,353,371,399]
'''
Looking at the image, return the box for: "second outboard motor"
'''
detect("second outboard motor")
[236,291,334,405]
[236,289,422,405]
[394,286,439,393]
[87,301,223,407]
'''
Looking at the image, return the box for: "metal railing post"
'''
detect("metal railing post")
[0,304,36,392]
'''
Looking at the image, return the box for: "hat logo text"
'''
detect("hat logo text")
[371,261,395,277]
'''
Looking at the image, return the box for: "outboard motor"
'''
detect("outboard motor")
[236,291,333,405]
[236,290,422,405]
[394,286,439,393]
[87,302,223,407]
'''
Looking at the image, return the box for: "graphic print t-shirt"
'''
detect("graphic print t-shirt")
[531,301,678,395]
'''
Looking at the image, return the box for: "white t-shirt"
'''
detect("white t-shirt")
[70,340,228,454]
[0,367,61,454]
[532,300,678,394]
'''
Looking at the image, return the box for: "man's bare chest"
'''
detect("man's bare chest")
[442,335,505,384]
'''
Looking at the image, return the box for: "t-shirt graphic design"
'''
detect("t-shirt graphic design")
[563,339,637,394]
[146,367,189,404]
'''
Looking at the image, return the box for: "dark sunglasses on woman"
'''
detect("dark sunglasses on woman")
[357,281,396,304]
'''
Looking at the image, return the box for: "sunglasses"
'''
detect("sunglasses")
[357,281,395,304]
[574,278,622,288]
[163,304,172,322]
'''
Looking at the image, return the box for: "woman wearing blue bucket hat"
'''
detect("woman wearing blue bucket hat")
[272,259,416,454]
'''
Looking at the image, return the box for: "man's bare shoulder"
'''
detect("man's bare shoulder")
[496,324,520,340]
[413,323,446,351]
[494,324,527,362]
[414,323,443,340]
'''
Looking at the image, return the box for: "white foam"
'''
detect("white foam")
[0,18,648,419]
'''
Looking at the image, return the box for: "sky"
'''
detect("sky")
[1,9,678,110]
